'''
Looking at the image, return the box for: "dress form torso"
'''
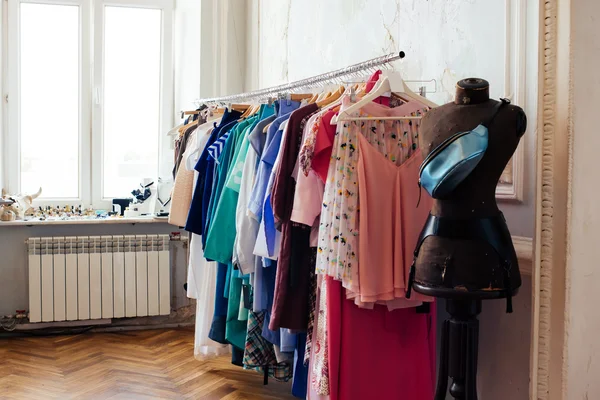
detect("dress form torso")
[414,78,527,295]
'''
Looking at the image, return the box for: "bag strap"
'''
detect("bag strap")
[481,98,510,128]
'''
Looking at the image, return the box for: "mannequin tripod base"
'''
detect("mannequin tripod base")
[433,297,482,400]
[414,281,519,398]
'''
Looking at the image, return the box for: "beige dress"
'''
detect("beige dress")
[169,128,200,227]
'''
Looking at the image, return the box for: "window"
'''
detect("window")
[101,6,162,199]
[6,0,173,208]
[19,3,80,198]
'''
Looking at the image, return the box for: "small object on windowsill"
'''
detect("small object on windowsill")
[0,201,171,226]
[0,187,42,220]
[1,210,16,221]
[95,210,108,219]
[124,207,139,218]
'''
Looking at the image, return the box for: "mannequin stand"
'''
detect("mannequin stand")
[435,298,481,400]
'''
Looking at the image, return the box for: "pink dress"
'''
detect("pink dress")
[312,96,436,398]
[357,138,433,305]
[316,97,431,302]
[328,277,435,400]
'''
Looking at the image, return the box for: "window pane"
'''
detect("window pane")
[103,6,161,199]
[20,4,79,198]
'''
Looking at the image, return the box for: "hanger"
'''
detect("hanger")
[249,104,261,116]
[180,110,201,120]
[184,117,224,169]
[331,71,436,124]
[231,103,250,113]
[289,93,313,102]
[307,81,327,104]
[317,85,344,108]
[262,121,274,133]
[178,117,200,135]
[316,90,330,103]
[238,103,255,119]
[381,70,437,108]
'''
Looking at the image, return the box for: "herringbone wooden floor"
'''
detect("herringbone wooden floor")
[0,328,294,400]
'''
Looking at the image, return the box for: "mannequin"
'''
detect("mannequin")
[413,78,527,299]
[412,78,527,400]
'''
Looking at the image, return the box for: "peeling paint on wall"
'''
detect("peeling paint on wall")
[258,0,507,106]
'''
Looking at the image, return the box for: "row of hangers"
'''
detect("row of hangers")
[179,71,436,130]
[334,70,438,123]
[178,51,438,135]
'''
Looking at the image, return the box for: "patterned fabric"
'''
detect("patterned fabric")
[243,310,293,382]
[298,114,322,176]
[208,131,230,163]
[311,277,329,395]
[304,256,318,366]
[316,105,426,291]
[298,96,404,177]
[265,361,294,382]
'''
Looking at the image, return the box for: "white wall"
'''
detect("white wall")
[566,0,600,397]
[247,1,537,398]
[174,0,248,110]
[174,0,202,115]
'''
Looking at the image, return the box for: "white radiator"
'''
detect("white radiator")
[27,235,171,323]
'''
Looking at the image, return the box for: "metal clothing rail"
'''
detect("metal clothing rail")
[194,51,406,105]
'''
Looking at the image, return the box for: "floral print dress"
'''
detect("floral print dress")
[316,97,427,293]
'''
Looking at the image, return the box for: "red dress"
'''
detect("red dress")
[327,276,436,400]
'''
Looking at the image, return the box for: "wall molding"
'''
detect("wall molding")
[496,0,527,202]
[530,0,572,397]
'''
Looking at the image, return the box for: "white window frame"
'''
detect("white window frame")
[92,0,173,210]
[6,0,92,206]
[4,0,173,209]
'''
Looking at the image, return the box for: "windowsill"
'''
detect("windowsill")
[0,216,170,227]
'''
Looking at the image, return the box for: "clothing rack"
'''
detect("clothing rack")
[194,51,407,105]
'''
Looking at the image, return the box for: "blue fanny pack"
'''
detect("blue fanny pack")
[419,98,509,199]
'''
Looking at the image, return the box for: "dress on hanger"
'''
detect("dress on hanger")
[186,127,212,299]
[233,115,277,275]
[302,108,338,183]
[356,124,432,305]
[203,117,256,247]
[169,129,198,227]
[184,124,230,360]
[291,113,324,236]
[306,274,330,400]
[204,105,275,264]
[328,278,435,400]
[316,97,430,302]
[206,120,251,344]
[269,103,319,331]
[185,109,242,236]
